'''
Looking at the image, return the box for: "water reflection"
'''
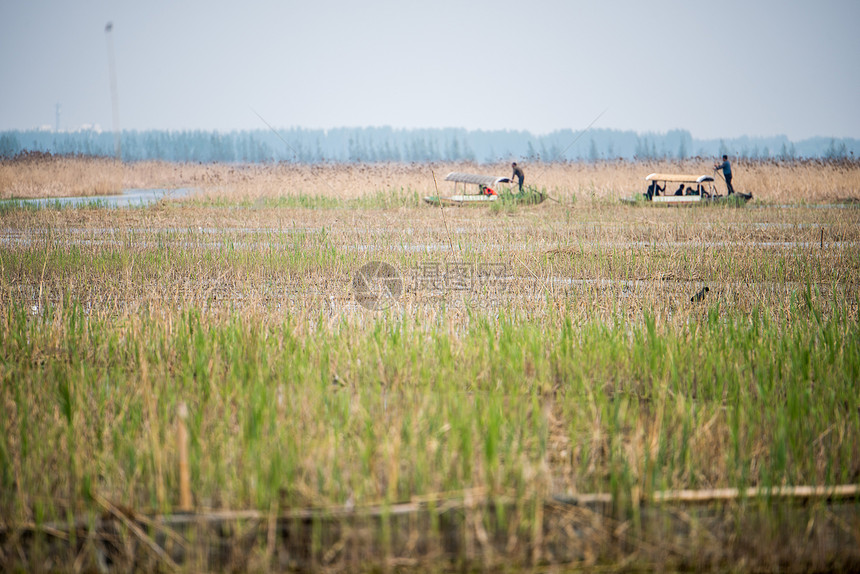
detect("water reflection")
[2,187,193,208]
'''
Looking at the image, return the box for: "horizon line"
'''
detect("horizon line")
[2,125,859,143]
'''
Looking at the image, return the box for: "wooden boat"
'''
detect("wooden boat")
[424,172,545,206]
[622,173,752,206]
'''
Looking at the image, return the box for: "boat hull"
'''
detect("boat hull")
[621,192,752,206]
[423,194,496,206]
[424,192,546,206]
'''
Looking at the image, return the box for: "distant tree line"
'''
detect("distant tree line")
[0,127,856,163]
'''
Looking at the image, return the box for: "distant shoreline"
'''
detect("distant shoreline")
[1,127,856,164]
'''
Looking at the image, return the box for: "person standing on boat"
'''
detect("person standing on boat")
[511,162,525,192]
[714,155,735,195]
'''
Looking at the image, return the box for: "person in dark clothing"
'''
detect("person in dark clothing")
[714,155,735,194]
[674,183,685,196]
[645,181,664,199]
[511,162,525,192]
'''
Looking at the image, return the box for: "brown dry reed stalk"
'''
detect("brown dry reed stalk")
[2,156,859,203]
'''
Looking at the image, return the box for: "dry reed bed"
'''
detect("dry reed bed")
[0,156,220,199]
[3,197,860,240]
[2,204,859,332]
[2,156,859,202]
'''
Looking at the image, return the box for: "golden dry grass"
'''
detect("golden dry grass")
[2,156,858,202]
[0,156,221,199]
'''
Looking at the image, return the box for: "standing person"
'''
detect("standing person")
[714,154,735,195]
[511,162,525,192]
[646,181,664,199]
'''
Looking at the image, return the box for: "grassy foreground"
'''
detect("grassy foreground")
[2,297,859,523]
[1,157,859,570]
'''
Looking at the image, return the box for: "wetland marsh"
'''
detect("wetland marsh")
[1,157,859,571]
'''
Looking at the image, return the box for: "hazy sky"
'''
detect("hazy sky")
[2,0,858,140]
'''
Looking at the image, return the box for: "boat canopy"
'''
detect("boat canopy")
[445,172,512,186]
[645,173,715,183]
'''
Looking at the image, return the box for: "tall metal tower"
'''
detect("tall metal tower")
[105,22,121,160]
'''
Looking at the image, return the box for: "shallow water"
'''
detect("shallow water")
[2,230,856,253]
[2,187,194,208]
